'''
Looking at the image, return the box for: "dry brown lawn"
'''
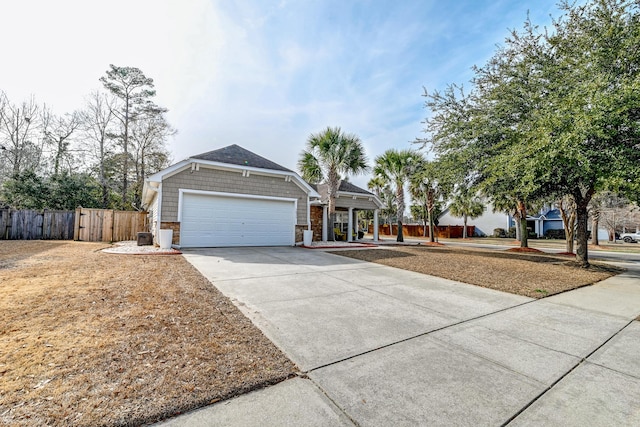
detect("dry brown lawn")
[0,241,295,427]
[331,245,623,298]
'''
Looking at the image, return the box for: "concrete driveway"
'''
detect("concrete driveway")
[161,247,640,426]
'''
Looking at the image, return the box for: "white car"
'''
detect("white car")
[619,232,640,243]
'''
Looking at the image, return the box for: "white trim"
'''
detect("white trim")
[337,190,384,208]
[156,183,163,239]
[146,158,320,198]
[177,189,298,222]
[374,209,379,241]
[322,205,328,241]
[178,190,298,247]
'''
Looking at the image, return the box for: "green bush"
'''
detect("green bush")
[544,229,566,239]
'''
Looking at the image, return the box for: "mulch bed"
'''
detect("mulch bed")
[0,241,296,426]
[506,247,543,253]
[330,245,623,299]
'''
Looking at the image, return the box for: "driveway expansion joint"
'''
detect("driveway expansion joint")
[502,318,635,426]
[305,298,538,374]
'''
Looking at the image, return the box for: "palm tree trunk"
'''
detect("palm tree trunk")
[327,170,339,241]
[428,208,435,243]
[396,183,404,242]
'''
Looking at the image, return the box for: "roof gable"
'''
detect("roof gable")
[191,144,292,172]
[338,180,374,195]
[312,180,382,208]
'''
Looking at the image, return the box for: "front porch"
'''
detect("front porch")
[307,180,384,244]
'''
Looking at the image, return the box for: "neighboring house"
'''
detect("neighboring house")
[438,203,510,237]
[438,203,565,238]
[142,144,383,248]
[527,208,564,237]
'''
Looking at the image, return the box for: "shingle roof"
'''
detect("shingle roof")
[543,208,562,220]
[190,144,292,172]
[338,180,374,195]
[314,181,374,198]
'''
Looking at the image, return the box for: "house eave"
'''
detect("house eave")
[143,158,320,201]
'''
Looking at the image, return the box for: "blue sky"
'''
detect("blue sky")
[1,0,566,189]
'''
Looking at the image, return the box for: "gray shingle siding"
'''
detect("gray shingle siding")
[161,167,308,224]
[334,197,379,210]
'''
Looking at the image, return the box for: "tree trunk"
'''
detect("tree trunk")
[423,205,428,237]
[516,200,528,248]
[558,196,576,253]
[575,204,590,267]
[122,94,130,208]
[428,208,435,243]
[514,212,521,241]
[396,182,404,242]
[327,171,339,241]
[463,214,468,239]
[520,216,528,248]
[591,212,600,246]
[575,188,594,268]
[100,134,109,208]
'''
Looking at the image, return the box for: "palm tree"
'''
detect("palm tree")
[298,126,368,240]
[368,176,396,235]
[374,149,421,242]
[410,160,449,243]
[448,189,485,239]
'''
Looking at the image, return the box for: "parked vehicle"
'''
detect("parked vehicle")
[619,232,640,243]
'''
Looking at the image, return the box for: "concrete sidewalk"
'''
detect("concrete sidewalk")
[158,248,640,426]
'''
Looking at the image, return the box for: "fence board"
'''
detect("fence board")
[0,209,75,240]
[75,208,147,242]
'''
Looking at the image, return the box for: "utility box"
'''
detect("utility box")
[137,232,153,246]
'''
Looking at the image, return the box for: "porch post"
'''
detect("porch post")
[347,207,353,242]
[322,205,328,242]
[373,209,379,242]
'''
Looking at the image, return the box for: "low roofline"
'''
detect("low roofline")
[143,158,320,204]
[336,190,384,208]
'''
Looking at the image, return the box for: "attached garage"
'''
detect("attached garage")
[141,144,320,248]
[179,191,297,247]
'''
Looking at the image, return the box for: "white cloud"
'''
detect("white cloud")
[1,0,567,192]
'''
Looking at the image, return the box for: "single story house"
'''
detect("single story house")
[142,144,382,247]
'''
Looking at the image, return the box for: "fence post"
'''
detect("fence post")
[74,207,82,240]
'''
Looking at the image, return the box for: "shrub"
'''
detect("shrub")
[544,229,566,240]
[493,228,506,238]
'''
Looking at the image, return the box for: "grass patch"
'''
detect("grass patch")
[0,241,295,426]
[330,245,624,299]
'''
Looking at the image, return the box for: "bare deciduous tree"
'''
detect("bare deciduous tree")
[82,91,116,208]
[0,92,42,179]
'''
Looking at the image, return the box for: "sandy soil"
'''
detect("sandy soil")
[331,245,623,298]
[0,241,295,427]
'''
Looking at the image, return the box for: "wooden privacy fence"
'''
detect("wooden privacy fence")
[74,208,148,242]
[370,224,475,239]
[0,209,76,240]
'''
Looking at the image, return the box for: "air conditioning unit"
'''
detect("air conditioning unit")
[137,232,153,246]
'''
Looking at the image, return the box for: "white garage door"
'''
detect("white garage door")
[180,192,296,247]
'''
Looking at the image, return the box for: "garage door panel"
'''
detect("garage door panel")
[180,193,295,247]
